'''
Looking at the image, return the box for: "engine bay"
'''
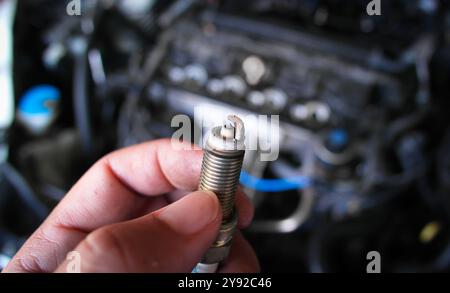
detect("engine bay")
[1,0,450,272]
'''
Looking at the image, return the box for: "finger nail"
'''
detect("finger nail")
[156,190,220,235]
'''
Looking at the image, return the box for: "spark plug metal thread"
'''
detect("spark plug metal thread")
[194,115,245,273]
[200,150,243,222]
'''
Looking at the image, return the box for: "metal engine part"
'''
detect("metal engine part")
[195,115,245,273]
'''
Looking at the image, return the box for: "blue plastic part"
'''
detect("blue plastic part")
[328,129,349,150]
[239,171,312,192]
[19,85,61,115]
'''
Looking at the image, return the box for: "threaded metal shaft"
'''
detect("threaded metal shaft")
[199,149,244,222]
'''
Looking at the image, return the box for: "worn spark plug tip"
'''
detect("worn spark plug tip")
[221,115,245,141]
[207,115,245,152]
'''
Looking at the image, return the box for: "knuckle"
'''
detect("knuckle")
[16,227,60,273]
[7,254,44,273]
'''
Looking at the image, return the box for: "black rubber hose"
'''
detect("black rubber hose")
[0,163,48,222]
[73,39,93,156]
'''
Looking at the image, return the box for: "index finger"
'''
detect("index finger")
[5,139,204,272]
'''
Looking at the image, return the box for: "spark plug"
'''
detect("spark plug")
[193,115,246,273]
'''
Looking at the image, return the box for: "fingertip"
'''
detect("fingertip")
[104,139,205,197]
[156,139,204,191]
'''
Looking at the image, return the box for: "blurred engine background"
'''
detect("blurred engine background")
[1,0,450,272]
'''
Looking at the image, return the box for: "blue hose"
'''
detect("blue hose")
[240,171,312,192]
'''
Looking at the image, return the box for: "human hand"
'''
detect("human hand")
[3,139,259,273]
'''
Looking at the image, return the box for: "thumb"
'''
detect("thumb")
[55,191,222,273]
